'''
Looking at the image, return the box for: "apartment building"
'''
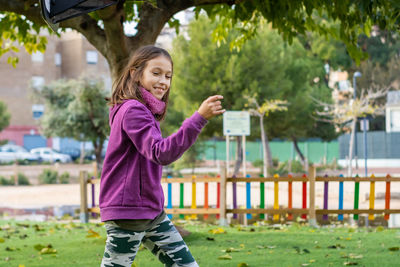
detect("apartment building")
[0,30,111,149]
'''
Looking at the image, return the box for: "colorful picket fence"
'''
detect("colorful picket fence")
[79,166,400,224]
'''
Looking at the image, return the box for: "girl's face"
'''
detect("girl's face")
[140,56,172,100]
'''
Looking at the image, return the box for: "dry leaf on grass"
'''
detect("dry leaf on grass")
[218,254,232,260]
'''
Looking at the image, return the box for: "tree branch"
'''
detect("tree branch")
[97,3,129,77]
[60,15,108,61]
[0,0,46,27]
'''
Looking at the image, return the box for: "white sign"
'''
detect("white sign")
[223,111,250,136]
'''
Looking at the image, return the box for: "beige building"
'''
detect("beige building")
[0,30,111,149]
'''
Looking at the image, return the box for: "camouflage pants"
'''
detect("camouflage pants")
[101,216,198,267]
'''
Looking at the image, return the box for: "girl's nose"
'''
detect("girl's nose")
[159,76,169,86]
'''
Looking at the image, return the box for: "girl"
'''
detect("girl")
[100,45,225,267]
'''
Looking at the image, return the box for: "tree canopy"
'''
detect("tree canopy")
[33,77,110,167]
[2,1,400,81]
[171,15,335,141]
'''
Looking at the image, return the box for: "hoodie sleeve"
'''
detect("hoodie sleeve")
[122,103,208,166]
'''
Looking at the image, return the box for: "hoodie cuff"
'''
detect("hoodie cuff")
[189,111,208,131]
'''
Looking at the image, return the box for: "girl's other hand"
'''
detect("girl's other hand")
[198,95,225,120]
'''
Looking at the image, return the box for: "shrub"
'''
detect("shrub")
[269,160,305,176]
[252,159,263,168]
[39,169,58,184]
[272,157,280,167]
[17,173,30,185]
[59,172,70,184]
[0,176,14,186]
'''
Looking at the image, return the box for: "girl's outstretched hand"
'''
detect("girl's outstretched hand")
[198,95,225,120]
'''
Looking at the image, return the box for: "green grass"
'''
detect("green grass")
[0,219,399,267]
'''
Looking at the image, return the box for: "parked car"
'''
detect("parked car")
[30,147,72,163]
[61,147,81,161]
[0,144,41,163]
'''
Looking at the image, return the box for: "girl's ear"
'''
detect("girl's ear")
[130,68,135,77]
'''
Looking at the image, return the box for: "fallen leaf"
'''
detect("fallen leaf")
[343,262,358,265]
[309,259,316,263]
[237,263,249,267]
[218,254,232,260]
[389,247,399,251]
[40,247,57,255]
[86,229,101,238]
[222,247,241,253]
[16,223,30,228]
[0,238,5,243]
[33,225,45,231]
[34,244,53,252]
[6,246,19,251]
[19,234,28,239]
[18,265,25,267]
[209,228,226,234]
[349,254,363,259]
[328,244,345,249]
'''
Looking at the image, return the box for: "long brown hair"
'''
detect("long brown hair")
[110,45,173,121]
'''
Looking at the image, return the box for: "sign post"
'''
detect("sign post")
[223,111,251,222]
[223,111,251,177]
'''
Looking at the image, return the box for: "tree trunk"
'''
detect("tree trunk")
[260,115,273,176]
[233,136,242,176]
[292,136,306,167]
[93,139,104,176]
[79,141,86,164]
[347,117,357,177]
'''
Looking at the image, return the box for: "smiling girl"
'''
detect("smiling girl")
[99,45,225,267]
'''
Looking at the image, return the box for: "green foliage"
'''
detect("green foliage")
[0,101,10,133]
[39,169,58,184]
[0,176,14,186]
[34,77,110,165]
[0,12,48,67]
[59,172,70,184]
[0,174,30,186]
[252,159,263,168]
[1,0,400,71]
[17,173,30,185]
[271,160,305,176]
[195,1,400,63]
[172,16,336,141]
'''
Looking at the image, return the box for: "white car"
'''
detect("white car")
[0,144,41,163]
[30,147,72,163]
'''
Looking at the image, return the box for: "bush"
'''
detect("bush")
[17,173,30,185]
[59,172,70,184]
[269,160,305,176]
[272,157,280,168]
[252,159,263,168]
[0,176,14,185]
[39,169,58,184]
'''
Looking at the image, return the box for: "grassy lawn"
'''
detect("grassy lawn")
[0,219,399,267]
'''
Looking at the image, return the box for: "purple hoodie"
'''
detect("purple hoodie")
[99,99,208,221]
